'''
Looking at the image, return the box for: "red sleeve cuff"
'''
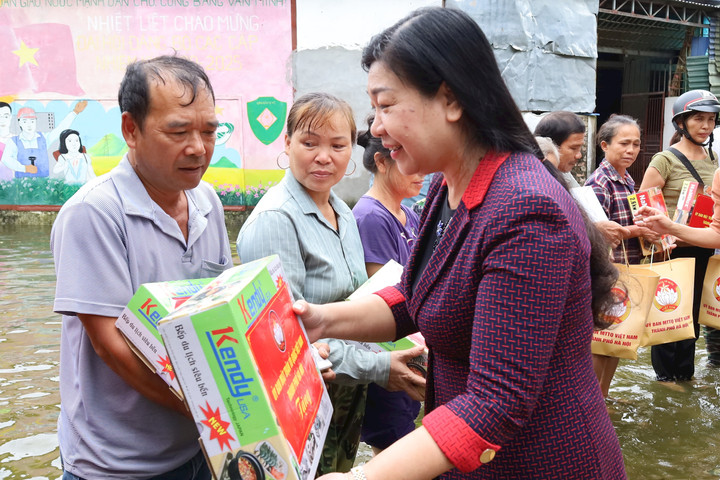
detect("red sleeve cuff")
[423,405,501,472]
[375,285,404,307]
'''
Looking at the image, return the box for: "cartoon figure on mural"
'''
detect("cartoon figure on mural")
[0,101,37,181]
[53,129,96,184]
[0,99,87,179]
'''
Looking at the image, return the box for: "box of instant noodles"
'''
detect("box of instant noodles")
[159,256,332,480]
[116,277,213,398]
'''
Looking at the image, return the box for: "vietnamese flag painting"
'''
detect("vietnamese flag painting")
[0,22,84,96]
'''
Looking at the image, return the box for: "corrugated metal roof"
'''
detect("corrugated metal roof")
[598,0,717,56]
[598,14,691,54]
[687,54,711,88]
[672,0,720,8]
[708,12,720,94]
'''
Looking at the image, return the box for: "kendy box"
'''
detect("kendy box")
[116,278,213,397]
[158,256,332,480]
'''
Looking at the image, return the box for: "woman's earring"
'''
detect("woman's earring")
[345,159,357,176]
[276,151,290,169]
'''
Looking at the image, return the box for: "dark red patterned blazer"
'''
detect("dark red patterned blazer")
[377,151,626,479]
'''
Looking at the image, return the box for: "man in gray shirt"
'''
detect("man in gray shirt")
[52,56,230,479]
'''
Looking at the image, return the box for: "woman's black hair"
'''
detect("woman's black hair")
[586,218,621,330]
[357,113,391,174]
[59,129,83,154]
[670,129,682,145]
[542,161,618,330]
[361,7,540,157]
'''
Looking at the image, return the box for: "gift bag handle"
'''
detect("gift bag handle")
[649,244,673,270]
[620,240,630,268]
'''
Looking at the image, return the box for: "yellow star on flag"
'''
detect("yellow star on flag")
[12,41,39,67]
[215,106,225,116]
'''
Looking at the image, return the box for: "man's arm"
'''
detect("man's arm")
[78,313,190,417]
[594,220,629,247]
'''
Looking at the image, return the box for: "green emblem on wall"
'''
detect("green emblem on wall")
[247,97,287,145]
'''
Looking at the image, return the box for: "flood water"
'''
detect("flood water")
[0,224,62,480]
[1,224,720,479]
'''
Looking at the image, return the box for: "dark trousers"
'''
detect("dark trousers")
[707,325,720,366]
[651,246,712,380]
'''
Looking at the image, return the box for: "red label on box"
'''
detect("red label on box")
[245,287,324,460]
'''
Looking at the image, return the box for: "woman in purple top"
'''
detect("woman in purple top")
[352,114,425,453]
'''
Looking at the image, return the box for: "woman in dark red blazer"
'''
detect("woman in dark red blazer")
[296,7,626,480]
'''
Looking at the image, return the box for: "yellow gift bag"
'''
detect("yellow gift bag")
[636,257,696,346]
[699,254,720,329]
[592,264,659,360]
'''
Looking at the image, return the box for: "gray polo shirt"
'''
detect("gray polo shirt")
[237,171,390,385]
[52,155,231,479]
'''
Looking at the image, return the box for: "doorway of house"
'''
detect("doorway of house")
[620,91,665,186]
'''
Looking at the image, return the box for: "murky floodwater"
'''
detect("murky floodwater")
[0,224,62,480]
[1,224,720,479]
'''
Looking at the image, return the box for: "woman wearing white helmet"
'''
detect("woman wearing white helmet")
[636,89,720,380]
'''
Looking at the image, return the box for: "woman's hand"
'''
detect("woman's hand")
[637,225,663,244]
[314,342,330,360]
[312,342,337,382]
[634,205,675,236]
[387,346,427,401]
[293,300,325,343]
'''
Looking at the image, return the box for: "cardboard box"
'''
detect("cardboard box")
[347,260,428,377]
[158,256,332,480]
[116,278,213,397]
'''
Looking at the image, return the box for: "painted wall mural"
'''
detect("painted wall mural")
[0,1,292,207]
